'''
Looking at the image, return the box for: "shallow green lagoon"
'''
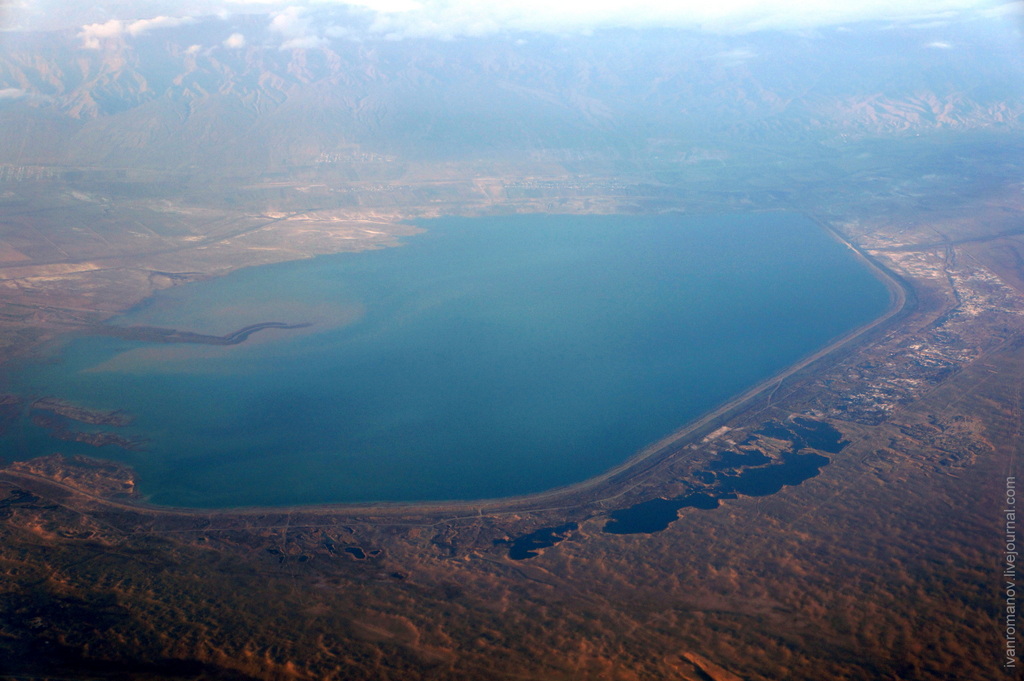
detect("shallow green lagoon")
[2,213,890,507]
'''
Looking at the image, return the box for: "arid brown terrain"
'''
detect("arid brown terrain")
[0,162,1021,680]
[2,13,1024,680]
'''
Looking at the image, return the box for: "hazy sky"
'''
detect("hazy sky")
[2,0,1020,39]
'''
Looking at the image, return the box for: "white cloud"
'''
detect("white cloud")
[270,6,334,48]
[281,35,328,48]
[223,31,246,47]
[0,88,27,99]
[185,43,203,53]
[706,48,758,65]
[270,6,304,29]
[927,40,955,48]
[323,0,422,10]
[270,6,312,37]
[20,0,1021,39]
[126,15,195,35]
[78,19,125,49]
[308,0,1012,38]
[77,14,195,48]
[980,1,1024,20]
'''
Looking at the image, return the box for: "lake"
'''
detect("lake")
[1,213,891,507]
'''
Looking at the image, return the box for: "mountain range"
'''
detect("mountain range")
[0,15,1021,178]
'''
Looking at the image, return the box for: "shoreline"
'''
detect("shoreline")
[0,210,912,520]
[89,321,313,346]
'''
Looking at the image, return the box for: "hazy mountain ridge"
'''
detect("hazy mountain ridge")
[0,19,1021,173]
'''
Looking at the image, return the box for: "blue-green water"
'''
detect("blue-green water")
[2,213,890,507]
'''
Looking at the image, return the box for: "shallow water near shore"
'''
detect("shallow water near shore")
[2,213,890,507]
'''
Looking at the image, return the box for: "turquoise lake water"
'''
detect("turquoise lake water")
[1,213,891,507]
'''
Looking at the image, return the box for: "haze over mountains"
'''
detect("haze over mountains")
[0,12,1022,178]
